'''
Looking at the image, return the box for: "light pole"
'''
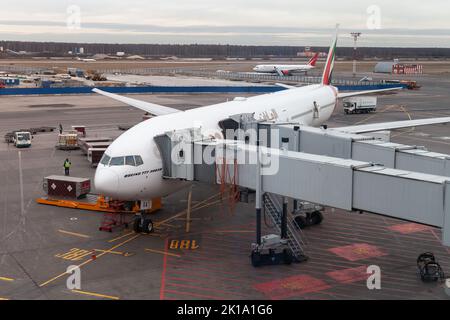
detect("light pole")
[350,32,362,78]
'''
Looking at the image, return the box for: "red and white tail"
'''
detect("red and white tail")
[308,52,319,66]
[321,26,339,86]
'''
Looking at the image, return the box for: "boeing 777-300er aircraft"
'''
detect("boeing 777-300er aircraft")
[253,52,319,76]
[93,31,450,230]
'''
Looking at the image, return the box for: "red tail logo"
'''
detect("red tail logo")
[308,52,319,67]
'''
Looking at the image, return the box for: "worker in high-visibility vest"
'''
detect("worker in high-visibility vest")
[63,158,71,176]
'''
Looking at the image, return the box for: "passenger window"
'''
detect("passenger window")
[110,157,124,166]
[100,154,111,166]
[135,155,144,166]
[125,156,135,166]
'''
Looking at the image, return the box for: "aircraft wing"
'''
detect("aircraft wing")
[335,117,450,134]
[276,85,403,95]
[275,83,296,89]
[92,88,181,116]
[337,87,404,99]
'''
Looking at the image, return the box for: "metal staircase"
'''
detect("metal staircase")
[263,193,308,262]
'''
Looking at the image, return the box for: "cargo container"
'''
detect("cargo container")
[43,175,91,199]
[87,148,107,167]
[56,132,79,150]
[78,137,112,154]
[80,140,112,155]
[71,125,86,137]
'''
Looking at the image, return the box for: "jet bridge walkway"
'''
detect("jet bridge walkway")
[154,118,450,262]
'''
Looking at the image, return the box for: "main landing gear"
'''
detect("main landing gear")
[133,212,154,234]
[293,201,324,229]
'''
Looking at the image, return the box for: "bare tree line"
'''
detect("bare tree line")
[1,41,450,59]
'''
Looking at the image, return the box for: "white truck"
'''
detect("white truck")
[343,96,377,114]
[12,131,32,148]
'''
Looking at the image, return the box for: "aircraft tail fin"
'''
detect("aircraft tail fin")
[308,52,319,67]
[321,25,339,85]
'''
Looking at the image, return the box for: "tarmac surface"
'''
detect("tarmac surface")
[1,72,450,300]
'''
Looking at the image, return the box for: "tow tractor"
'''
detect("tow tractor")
[11,131,32,148]
[37,195,162,232]
[251,234,293,267]
[36,175,162,232]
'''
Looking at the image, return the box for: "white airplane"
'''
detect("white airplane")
[93,30,450,220]
[76,57,97,62]
[253,52,319,76]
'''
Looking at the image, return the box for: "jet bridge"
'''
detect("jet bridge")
[154,118,450,254]
[265,124,450,178]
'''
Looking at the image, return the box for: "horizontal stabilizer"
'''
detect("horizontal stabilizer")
[92,88,181,116]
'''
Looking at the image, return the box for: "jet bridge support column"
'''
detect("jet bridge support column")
[280,137,289,240]
[293,200,299,211]
[255,140,262,246]
[281,197,288,239]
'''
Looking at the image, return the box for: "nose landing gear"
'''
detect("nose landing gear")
[133,212,154,234]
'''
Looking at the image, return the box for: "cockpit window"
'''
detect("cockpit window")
[101,155,143,167]
[135,155,144,166]
[100,154,111,166]
[125,156,135,166]
[110,157,124,166]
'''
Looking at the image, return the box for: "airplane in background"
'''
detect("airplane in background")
[76,57,97,62]
[92,29,450,233]
[253,52,319,76]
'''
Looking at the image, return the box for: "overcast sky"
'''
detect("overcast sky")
[1,0,450,47]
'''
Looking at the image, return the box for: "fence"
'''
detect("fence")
[0,82,407,96]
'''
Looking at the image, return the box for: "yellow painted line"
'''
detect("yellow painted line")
[40,234,140,287]
[175,217,203,221]
[94,249,134,257]
[0,277,14,282]
[155,192,222,227]
[215,230,254,234]
[352,104,396,126]
[390,106,414,138]
[108,231,134,243]
[145,248,181,258]
[58,229,90,239]
[71,289,119,300]
[157,222,179,227]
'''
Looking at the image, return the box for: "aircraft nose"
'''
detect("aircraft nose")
[94,168,119,196]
